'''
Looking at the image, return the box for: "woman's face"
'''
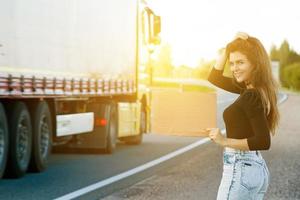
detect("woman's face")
[229,51,253,85]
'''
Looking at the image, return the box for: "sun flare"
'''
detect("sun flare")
[149,0,300,68]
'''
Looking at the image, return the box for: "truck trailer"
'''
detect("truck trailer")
[0,0,161,178]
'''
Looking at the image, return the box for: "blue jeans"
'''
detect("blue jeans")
[217,147,270,200]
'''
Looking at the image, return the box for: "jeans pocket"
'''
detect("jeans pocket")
[240,160,264,190]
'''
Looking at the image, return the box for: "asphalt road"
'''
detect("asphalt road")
[0,134,202,200]
[103,91,299,200]
[0,87,288,200]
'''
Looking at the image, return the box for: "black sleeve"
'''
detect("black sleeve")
[207,67,241,94]
[238,90,271,150]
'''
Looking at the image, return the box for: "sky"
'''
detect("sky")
[149,0,300,68]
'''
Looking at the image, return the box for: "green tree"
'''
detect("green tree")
[278,40,300,89]
[289,50,300,64]
[270,44,280,61]
[279,40,290,67]
[279,40,291,87]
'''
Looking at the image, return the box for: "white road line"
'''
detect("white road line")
[54,133,224,200]
[279,93,288,104]
[55,93,288,200]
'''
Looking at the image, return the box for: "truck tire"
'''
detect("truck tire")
[105,102,118,154]
[5,101,32,178]
[29,101,52,172]
[120,108,145,145]
[0,103,9,179]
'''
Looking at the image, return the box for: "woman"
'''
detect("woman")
[206,32,280,200]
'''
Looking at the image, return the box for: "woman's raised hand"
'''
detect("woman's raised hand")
[214,32,249,71]
[234,32,249,40]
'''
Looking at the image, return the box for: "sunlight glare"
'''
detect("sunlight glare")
[149,0,300,68]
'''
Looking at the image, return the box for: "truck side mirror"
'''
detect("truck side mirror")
[153,16,161,36]
[143,7,161,45]
[150,15,161,45]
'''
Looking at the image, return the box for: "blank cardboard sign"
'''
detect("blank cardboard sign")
[151,89,216,137]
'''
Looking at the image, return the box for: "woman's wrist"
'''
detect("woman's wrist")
[221,138,227,147]
[214,49,227,70]
[215,58,226,70]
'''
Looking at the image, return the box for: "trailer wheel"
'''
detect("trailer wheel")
[5,102,32,178]
[0,103,9,179]
[105,102,118,154]
[29,101,52,172]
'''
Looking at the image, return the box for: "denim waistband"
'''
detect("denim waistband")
[224,147,260,156]
[223,147,266,166]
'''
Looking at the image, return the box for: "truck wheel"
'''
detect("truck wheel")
[105,102,118,154]
[5,102,32,178]
[0,103,9,179]
[29,101,52,172]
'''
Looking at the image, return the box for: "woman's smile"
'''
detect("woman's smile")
[234,72,243,77]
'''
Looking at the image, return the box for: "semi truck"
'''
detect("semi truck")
[0,0,161,178]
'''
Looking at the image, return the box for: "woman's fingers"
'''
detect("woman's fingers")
[206,128,219,141]
[209,132,214,140]
[235,32,249,40]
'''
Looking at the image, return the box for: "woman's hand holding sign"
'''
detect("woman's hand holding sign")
[206,128,225,146]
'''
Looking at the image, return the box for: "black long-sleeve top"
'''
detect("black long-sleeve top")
[207,67,271,150]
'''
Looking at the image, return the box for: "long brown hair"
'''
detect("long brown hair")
[226,37,280,136]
